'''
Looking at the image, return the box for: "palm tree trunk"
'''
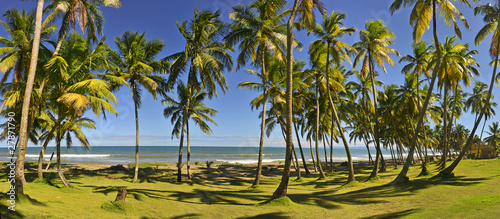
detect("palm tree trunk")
[45,147,56,171]
[187,121,191,179]
[477,119,487,158]
[272,0,300,199]
[315,80,326,179]
[37,133,53,179]
[441,82,448,169]
[325,41,355,181]
[133,94,140,183]
[14,0,44,194]
[309,140,317,172]
[363,130,373,164]
[441,26,500,175]
[56,135,75,189]
[327,130,334,173]
[294,123,310,174]
[323,136,328,168]
[177,87,191,183]
[292,143,301,180]
[368,52,383,179]
[393,0,441,183]
[253,52,268,186]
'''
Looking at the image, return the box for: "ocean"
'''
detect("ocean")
[0,146,410,165]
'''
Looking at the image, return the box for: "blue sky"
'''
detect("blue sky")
[1,0,499,148]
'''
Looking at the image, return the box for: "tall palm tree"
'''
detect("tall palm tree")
[273,0,325,200]
[389,0,473,183]
[225,0,289,186]
[163,82,217,180]
[165,9,233,182]
[310,10,356,182]
[14,0,44,194]
[442,1,500,175]
[399,41,433,172]
[353,20,399,179]
[108,31,167,183]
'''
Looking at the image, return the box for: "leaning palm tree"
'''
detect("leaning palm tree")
[353,20,399,179]
[108,31,168,183]
[14,0,44,194]
[389,0,473,183]
[442,1,500,175]
[310,10,356,182]
[163,82,217,180]
[164,9,233,182]
[225,0,289,186]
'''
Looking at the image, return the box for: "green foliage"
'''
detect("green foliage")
[205,161,214,169]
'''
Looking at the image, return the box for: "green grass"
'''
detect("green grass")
[1,159,500,218]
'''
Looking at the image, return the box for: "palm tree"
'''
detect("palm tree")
[389,0,473,183]
[272,0,325,200]
[399,41,433,172]
[108,31,167,183]
[485,122,500,151]
[163,82,217,180]
[165,9,233,182]
[310,10,356,182]
[0,9,56,83]
[353,20,399,179]
[225,0,288,186]
[442,1,500,175]
[14,0,44,194]
[43,34,118,187]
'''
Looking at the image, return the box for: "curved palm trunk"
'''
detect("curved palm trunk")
[57,135,75,189]
[315,83,326,179]
[272,0,300,199]
[37,133,53,179]
[416,77,428,174]
[441,23,500,175]
[253,53,268,186]
[325,42,354,181]
[45,147,56,171]
[133,96,140,183]
[14,0,44,194]
[294,123,310,174]
[187,122,191,179]
[393,0,442,183]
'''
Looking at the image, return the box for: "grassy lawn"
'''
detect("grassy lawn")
[1,159,499,218]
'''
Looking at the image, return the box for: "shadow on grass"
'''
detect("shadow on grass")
[237,212,291,219]
[360,208,419,219]
[170,213,202,218]
[288,175,489,210]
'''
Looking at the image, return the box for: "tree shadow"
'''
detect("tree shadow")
[170,213,202,218]
[360,208,419,218]
[83,185,172,201]
[288,175,489,209]
[237,212,291,219]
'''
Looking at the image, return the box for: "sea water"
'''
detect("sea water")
[1,146,422,165]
